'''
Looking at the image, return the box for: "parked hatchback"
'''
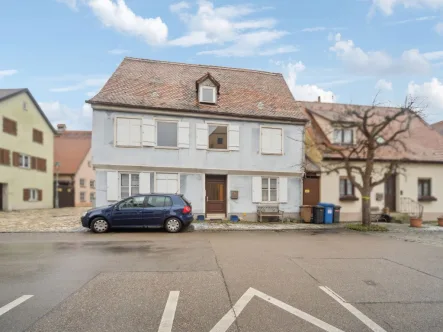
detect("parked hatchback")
[81,194,193,233]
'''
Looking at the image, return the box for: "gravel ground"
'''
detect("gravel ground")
[375,222,443,247]
[0,207,89,232]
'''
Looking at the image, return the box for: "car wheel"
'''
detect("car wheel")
[90,217,110,233]
[165,217,182,233]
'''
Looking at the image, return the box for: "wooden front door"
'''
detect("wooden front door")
[303,176,320,206]
[385,174,396,212]
[205,175,226,215]
[58,182,75,208]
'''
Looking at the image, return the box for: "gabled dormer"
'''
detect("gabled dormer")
[196,73,220,104]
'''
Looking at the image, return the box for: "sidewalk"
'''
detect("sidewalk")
[190,222,344,232]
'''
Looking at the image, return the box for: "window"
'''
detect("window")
[33,129,43,144]
[340,178,355,197]
[199,86,216,103]
[146,195,173,208]
[118,196,146,209]
[208,125,227,149]
[261,127,283,154]
[115,117,141,147]
[333,129,353,145]
[120,173,140,199]
[36,158,47,172]
[79,178,86,187]
[90,192,95,203]
[262,177,278,202]
[0,148,10,166]
[19,154,30,168]
[157,121,178,147]
[90,180,95,188]
[418,179,431,198]
[24,189,40,202]
[156,173,179,193]
[80,192,86,202]
[3,117,17,136]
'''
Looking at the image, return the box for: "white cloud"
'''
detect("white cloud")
[329,33,431,74]
[108,48,129,54]
[258,45,298,56]
[408,78,443,121]
[423,50,443,60]
[86,91,96,97]
[39,101,92,129]
[301,26,326,32]
[370,0,443,16]
[169,1,190,13]
[435,22,443,34]
[0,69,18,79]
[386,15,436,25]
[87,0,168,45]
[280,61,336,103]
[375,79,393,90]
[50,77,108,92]
[57,0,78,11]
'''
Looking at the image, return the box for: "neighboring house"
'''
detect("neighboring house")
[0,89,56,211]
[54,125,95,207]
[87,57,307,220]
[303,101,443,221]
[432,121,443,135]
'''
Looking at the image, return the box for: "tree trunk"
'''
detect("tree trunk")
[361,190,371,226]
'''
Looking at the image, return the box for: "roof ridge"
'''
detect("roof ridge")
[124,57,282,77]
[302,100,402,110]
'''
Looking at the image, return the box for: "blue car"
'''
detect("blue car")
[81,194,194,233]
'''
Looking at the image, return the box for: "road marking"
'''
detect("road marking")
[158,291,180,332]
[0,295,33,317]
[320,286,387,332]
[210,287,344,332]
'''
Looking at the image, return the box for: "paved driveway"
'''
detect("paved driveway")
[1,230,443,332]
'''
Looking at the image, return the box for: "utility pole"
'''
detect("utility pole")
[55,162,60,208]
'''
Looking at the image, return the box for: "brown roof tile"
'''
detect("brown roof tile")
[432,121,443,135]
[302,101,443,163]
[88,57,306,122]
[54,131,91,174]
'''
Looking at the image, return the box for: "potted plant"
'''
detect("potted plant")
[438,216,443,227]
[410,215,422,228]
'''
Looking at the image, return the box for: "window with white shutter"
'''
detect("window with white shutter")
[120,173,140,199]
[142,118,156,146]
[178,122,190,148]
[196,123,208,149]
[157,120,178,147]
[228,125,240,151]
[116,117,141,147]
[260,127,283,154]
[156,173,179,193]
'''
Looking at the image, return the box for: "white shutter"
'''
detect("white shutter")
[139,172,151,194]
[228,125,240,151]
[261,127,282,154]
[129,119,141,147]
[275,128,283,154]
[279,177,288,203]
[142,118,156,146]
[156,173,179,193]
[116,118,130,146]
[178,122,190,148]
[106,171,119,201]
[196,123,208,149]
[252,176,262,203]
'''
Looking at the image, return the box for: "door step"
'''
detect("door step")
[206,214,226,220]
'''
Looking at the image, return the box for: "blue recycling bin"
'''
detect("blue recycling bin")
[318,203,335,224]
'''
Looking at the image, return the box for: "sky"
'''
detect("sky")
[1,0,443,129]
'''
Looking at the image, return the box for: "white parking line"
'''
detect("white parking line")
[0,295,33,317]
[158,291,180,332]
[210,287,344,332]
[319,286,387,332]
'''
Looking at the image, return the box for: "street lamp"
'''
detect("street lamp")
[55,162,60,208]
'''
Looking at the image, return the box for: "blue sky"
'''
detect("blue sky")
[1,0,443,129]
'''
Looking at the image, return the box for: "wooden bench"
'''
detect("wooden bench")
[257,205,284,222]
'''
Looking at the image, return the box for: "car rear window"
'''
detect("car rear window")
[180,195,192,206]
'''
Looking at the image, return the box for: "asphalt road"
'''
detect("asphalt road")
[0,229,442,332]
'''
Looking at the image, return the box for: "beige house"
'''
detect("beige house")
[303,101,443,221]
[54,125,95,207]
[0,89,56,211]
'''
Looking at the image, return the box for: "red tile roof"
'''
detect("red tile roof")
[432,121,443,135]
[54,131,91,174]
[88,57,306,122]
[303,101,443,163]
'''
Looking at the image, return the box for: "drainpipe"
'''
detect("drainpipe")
[55,162,60,208]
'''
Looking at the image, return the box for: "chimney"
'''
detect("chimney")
[318,96,321,103]
[57,124,66,133]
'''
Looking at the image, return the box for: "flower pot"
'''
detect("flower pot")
[438,218,443,227]
[410,217,422,228]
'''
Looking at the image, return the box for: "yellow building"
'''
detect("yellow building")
[0,89,56,210]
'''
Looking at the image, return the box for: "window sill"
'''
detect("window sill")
[155,146,179,150]
[339,195,359,202]
[260,152,283,156]
[207,148,230,152]
[418,196,437,202]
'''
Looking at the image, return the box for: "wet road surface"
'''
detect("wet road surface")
[1,230,443,331]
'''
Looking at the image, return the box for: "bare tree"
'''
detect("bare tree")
[318,96,424,226]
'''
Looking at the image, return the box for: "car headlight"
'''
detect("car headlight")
[82,211,88,217]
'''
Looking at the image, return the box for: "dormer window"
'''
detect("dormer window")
[333,128,353,145]
[199,86,217,104]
